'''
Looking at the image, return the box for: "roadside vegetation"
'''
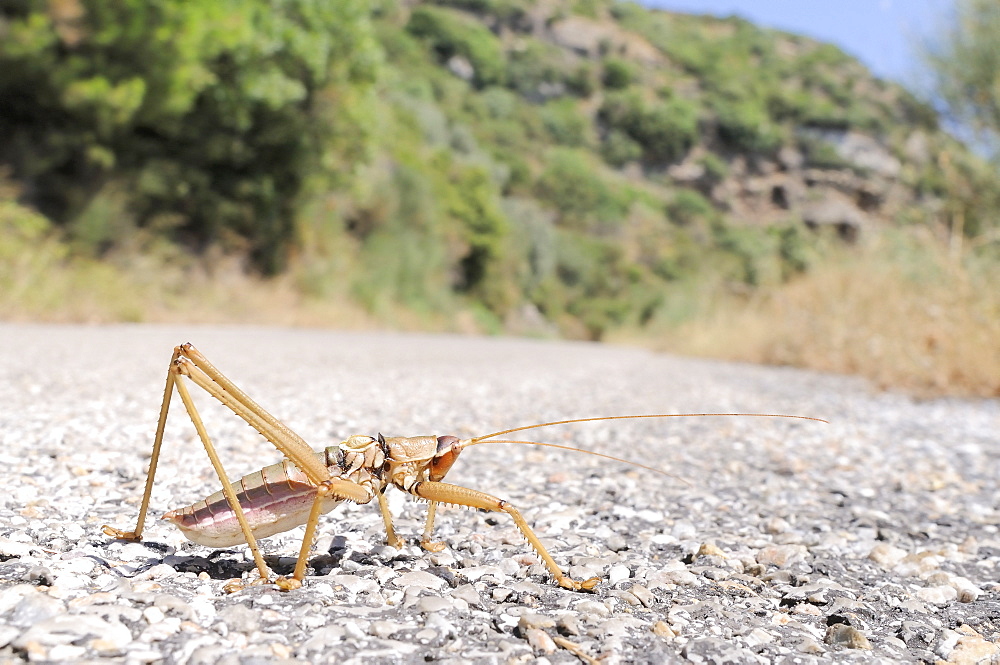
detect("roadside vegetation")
[1,0,997,397]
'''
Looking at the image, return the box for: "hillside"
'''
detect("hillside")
[1,0,997,395]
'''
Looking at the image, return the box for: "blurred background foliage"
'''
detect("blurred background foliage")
[1,0,998,396]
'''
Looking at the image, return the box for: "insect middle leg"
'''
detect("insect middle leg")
[375,493,445,552]
[411,481,599,591]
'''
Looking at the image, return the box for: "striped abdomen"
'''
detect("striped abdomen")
[163,449,346,547]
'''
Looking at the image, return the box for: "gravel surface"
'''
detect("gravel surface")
[0,324,998,664]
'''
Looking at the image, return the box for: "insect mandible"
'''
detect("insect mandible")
[102,343,825,592]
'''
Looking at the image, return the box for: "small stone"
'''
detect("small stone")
[792,603,822,616]
[957,587,981,603]
[447,583,481,608]
[798,637,825,654]
[0,585,34,615]
[652,568,699,587]
[11,589,64,626]
[670,521,697,540]
[524,627,556,655]
[824,624,872,650]
[597,618,630,637]
[949,576,982,603]
[627,584,654,608]
[26,566,53,586]
[300,626,346,652]
[518,613,556,633]
[139,616,181,642]
[414,628,437,643]
[697,542,726,558]
[457,565,506,582]
[328,574,379,595]
[47,644,86,660]
[763,517,791,534]
[915,585,957,606]
[499,558,520,575]
[143,606,165,624]
[744,628,774,647]
[945,625,1000,665]
[153,594,193,620]
[607,564,630,585]
[0,626,18,648]
[373,567,396,585]
[573,600,611,617]
[136,563,177,580]
[868,543,907,568]
[651,621,675,639]
[416,595,453,613]
[392,570,446,590]
[492,587,512,603]
[369,620,407,638]
[0,538,34,558]
[217,603,259,633]
[569,564,603,582]
[756,544,807,567]
[557,614,583,636]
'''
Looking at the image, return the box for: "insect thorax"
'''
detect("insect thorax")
[324,434,389,493]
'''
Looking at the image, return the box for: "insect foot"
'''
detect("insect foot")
[275,577,303,592]
[559,576,601,592]
[420,539,447,553]
[102,525,141,541]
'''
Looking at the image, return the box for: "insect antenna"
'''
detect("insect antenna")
[470,413,828,443]
[461,413,828,483]
[478,438,686,482]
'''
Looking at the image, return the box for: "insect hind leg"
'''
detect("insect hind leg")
[102,346,183,542]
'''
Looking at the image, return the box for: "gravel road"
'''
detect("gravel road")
[0,324,997,664]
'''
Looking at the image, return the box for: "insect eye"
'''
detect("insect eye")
[436,435,458,453]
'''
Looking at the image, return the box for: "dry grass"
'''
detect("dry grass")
[3,187,997,398]
[652,231,1000,398]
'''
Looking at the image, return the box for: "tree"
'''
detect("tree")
[0,0,379,272]
[926,0,1000,153]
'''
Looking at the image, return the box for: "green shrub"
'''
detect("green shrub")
[541,99,592,147]
[506,39,571,98]
[407,6,506,87]
[598,90,699,163]
[0,0,379,273]
[713,98,782,154]
[711,223,779,286]
[798,135,850,169]
[602,58,636,90]
[535,149,631,231]
[601,130,643,167]
[667,189,716,226]
[698,152,729,185]
[564,64,596,97]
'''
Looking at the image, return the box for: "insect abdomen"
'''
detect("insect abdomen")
[163,451,343,547]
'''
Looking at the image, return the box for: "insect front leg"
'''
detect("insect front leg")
[376,492,444,552]
[376,492,405,549]
[410,481,599,591]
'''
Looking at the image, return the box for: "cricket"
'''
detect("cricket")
[103,343,826,592]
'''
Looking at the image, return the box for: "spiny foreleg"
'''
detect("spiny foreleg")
[410,481,599,591]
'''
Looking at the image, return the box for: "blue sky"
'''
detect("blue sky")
[642,0,952,89]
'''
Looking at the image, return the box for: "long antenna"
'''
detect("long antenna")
[471,413,828,444]
[479,438,688,483]
[461,413,827,481]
